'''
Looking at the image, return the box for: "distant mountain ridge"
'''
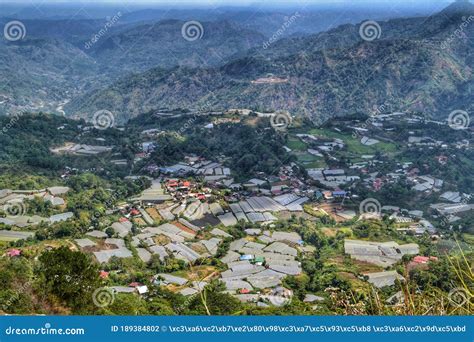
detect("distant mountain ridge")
[0,38,99,116]
[0,18,267,115]
[87,19,267,73]
[65,1,474,123]
[0,1,472,121]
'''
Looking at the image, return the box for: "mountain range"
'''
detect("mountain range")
[65,1,474,123]
[0,1,473,123]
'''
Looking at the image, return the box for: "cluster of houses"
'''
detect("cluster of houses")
[370,186,474,226]
[68,228,431,304]
[121,228,315,306]
[59,150,449,303]
[124,155,316,231]
[320,120,473,226]
[72,211,317,305]
[63,160,327,305]
[4,108,471,307]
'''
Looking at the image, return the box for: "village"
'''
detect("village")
[35,107,474,234]
[285,111,474,227]
[0,153,448,307]
[0,108,472,309]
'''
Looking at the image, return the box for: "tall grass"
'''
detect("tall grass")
[329,244,473,315]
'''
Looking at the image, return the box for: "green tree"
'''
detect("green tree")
[38,247,100,311]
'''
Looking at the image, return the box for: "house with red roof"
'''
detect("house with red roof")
[6,249,21,257]
[413,256,438,264]
[167,180,179,187]
[408,255,438,271]
[373,178,383,191]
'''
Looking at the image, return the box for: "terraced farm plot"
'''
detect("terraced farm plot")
[0,230,34,242]
[145,207,162,221]
[286,138,307,151]
[308,128,397,154]
[294,152,327,168]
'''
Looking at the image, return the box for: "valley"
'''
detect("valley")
[0,0,472,317]
[0,106,472,315]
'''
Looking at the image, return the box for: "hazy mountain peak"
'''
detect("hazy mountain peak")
[438,0,474,16]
